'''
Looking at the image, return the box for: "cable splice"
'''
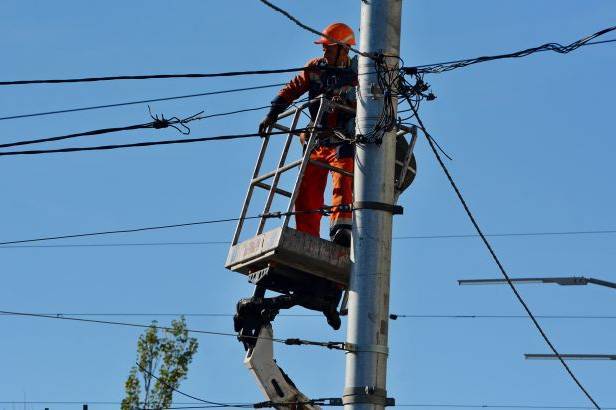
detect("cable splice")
[0,107,205,149]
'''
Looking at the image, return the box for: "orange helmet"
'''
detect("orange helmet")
[314,22,356,46]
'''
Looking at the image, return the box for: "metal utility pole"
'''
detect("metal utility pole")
[344,1,403,409]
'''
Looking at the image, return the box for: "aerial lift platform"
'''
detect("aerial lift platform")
[225,95,417,408]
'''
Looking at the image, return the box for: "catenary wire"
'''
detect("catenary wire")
[408,103,601,409]
[0,83,285,122]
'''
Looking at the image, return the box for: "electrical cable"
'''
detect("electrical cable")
[0,309,347,351]
[2,227,615,249]
[257,0,370,58]
[0,108,206,149]
[388,314,616,320]
[408,103,601,410]
[134,362,238,409]
[0,204,349,246]
[0,129,307,157]
[407,27,616,74]
[1,402,615,409]
[0,83,285,122]
[9,312,616,321]
[0,68,308,87]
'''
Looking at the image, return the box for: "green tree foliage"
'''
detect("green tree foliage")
[121,317,199,410]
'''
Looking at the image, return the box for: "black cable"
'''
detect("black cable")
[0,310,246,338]
[0,68,307,87]
[0,310,346,350]
[11,312,616,321]
[135,362,238,409]
[257,0,370,58]
[395,405,615,409]
[0,83,285,122]
[0,216,250,246]
[1,402,615,409]
[411,37,616,74]
[409,104,601,410]
[0,105,274,149]
[0,129,305,157]
[2,228,615,249]
[0,204,349,246]
[408,27,616,74]
[0,109,206,149]
[389,314,616,320]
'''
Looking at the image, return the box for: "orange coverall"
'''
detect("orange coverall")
[270,57,358,238]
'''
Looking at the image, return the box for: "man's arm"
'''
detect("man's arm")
[258,59,318,136]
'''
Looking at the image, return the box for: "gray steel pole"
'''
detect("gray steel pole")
[344,1,403,410]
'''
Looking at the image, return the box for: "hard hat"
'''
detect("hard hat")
[314,22,356,46]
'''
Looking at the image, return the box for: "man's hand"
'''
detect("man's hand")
[299,131,307,146]
[258,115,276,137]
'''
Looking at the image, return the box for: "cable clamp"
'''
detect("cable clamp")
[344,343,389,355]
[342,386,395,406]
[353,201,403,215]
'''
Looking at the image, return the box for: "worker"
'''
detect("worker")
[259,22,358,247]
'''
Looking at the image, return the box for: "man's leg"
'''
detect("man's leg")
[295,148,328,237]
[328,147,354,244]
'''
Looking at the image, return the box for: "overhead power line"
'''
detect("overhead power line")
[388,314,616,321]
[135,362,239,409]
[0,309,347,351]
[1,403,615,410]
[8,312,616,321]
[0,128,304,157]
[2,227,615,249]
[408,103,601,409]
[0,108,206,149]
[0,67,307,87]
[0,204,348,246]
[0,216,248,246]
[0,105,278,149]
[257,0,369,58]
[0,83,284,122]
[1,227,614,249]
[407,26,616,74]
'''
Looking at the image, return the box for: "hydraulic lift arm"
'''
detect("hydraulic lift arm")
[245,325,321,410]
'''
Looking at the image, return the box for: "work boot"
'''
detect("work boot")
[331,228,351,247]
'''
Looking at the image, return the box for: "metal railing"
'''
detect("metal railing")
[231,95,417,246]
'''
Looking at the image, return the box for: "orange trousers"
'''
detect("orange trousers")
[295,146,354,237]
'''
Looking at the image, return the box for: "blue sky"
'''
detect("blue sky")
[1,1,615,409]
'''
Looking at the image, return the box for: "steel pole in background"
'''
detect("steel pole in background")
[344,1,403,410]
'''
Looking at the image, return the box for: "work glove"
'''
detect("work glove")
[258,114,276,138]
[259,95,289,137]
